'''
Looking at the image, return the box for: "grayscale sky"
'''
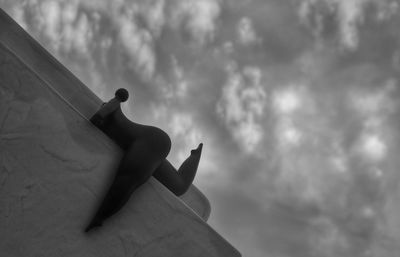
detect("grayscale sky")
[2,0,400,256]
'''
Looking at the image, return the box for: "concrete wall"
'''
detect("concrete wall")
[0,8,240,257]
[0,8,211,221]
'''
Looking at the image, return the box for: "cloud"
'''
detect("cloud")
[349,79,397,118]
[273,87,302,114]
[272,84,317,151]
[216,63,266,153]
[348,80,397,163]
[37,1,62,46]
[358,133,387,161]
[5,0,164,84]
[267,82,356,209]
[136,0,166,38]
[236,17,262,46]
[7,4,27,29]
[168,112,203,162]
[163,111,222,185]
[276,119,303,148]
[116,10,156,81]
[298,0,363,50]
[375,0,399,21]
[336,0,366,50]
[63,10,93,55]
[298,0,398,50]
[168,0,221,46]
[4,0,224,87]
[157,56,188,100]
[15,0,94,57]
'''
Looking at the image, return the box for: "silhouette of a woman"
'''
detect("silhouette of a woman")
[85,88,203,232]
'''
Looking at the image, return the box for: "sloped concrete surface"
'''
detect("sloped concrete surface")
[0,8,211,221]
[0,8,239,257]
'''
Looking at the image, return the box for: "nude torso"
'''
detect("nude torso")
[100,106,171,152]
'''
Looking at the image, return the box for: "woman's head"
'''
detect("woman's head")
[115,88,129,102]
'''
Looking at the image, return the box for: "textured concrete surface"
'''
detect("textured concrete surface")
[0,8,239,257]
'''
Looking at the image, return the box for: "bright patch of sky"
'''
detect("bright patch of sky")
[273,87,302,114]
[217,63,266,153]
[236,17,261,46]
[359,133,387,161]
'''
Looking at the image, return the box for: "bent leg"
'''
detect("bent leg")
[153,160,186,196]
[153,158,198,196]
[153,144,202,196]
[85,174,133,231]
[85,138,170,232]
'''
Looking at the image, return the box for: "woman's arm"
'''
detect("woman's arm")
[95,98,120,118]
[90,98,120,126]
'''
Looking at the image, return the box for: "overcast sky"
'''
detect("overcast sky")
[2,0,400,256]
